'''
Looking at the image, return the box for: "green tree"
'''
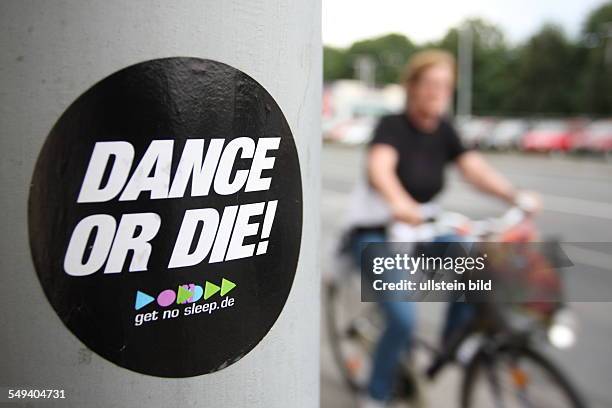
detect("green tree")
[507,24,579,115]
[437,18,516,116]
[322,3,609,116]
[577,2,612,115]
[346,33,416,85]
[323,46,350,83]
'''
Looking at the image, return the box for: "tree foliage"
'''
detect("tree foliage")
[345,34,416,84]
[578,2,612,115]
[508,24,579,115]
[323,3,612,116]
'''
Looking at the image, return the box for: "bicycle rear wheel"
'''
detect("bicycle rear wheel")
[461,345,586,408]
[325,275,382,391]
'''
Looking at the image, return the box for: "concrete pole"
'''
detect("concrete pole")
[602,22,612,66]
[355,55,376,88]
[457,24,473,118]
[0,1,321,407]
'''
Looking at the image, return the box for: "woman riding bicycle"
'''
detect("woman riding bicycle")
[348,49,540,407]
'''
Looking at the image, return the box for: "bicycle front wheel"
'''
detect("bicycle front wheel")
[461,345,587,408]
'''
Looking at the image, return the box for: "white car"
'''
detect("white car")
[326,116,378,145]
[484,119,529,150]
[456,117,497,149]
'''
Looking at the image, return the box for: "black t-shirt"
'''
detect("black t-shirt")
[369,113,467,203]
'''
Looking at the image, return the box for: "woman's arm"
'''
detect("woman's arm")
[368,144,423,224]
[456,151,517,203]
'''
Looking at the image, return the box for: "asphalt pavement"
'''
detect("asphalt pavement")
[319,143,612,408]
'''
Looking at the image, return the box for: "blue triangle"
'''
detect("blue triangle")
[135,290,155,310]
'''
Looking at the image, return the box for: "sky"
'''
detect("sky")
[323,0,610,47]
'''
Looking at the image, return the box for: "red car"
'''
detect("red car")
[521,120,577,152]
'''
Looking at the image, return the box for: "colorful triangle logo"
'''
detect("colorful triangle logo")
[204,281,220,300]
[177,285,194,304]
[220,278,236,296]
[135,290,155,310]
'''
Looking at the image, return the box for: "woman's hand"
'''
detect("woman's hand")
[514,190,542,214]
[390,198,423,225]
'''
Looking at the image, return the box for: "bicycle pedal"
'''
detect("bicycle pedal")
[425,359,444,379]
[346,324,359,338]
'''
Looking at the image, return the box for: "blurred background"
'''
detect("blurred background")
[319,0,612,407]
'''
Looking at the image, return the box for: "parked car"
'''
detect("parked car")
[456,117,496,149]
[482,119,530,150]
[351,103,392,119]
[324,100,392,145]
[521,120,577,152]
[322,116,345,142]
[571,119,612,156]
[324,116,378,145]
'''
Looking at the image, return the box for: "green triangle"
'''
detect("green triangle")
[177,285,193,304]
[220,278,236,296]
[204,281,220,300]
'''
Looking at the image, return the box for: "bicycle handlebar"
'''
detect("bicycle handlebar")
[389,205,529,242]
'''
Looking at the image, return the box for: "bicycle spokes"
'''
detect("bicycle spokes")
[467,352,582,408]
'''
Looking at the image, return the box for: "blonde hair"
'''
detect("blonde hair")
[401,49,456,86]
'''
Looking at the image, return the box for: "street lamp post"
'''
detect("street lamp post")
[457,24,473,119]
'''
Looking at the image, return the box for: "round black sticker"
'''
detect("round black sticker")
[28,57,302,377]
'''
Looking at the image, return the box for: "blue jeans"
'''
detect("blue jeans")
[351,229,473,401]
[351,229,416,400]
[432,235,475,347]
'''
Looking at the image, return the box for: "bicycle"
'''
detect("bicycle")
[325,207,587,407]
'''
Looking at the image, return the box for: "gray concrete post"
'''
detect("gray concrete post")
[0,1,321,406]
